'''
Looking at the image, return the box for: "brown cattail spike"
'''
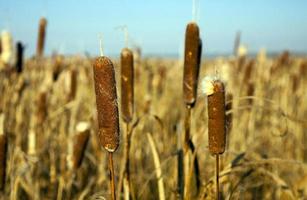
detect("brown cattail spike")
[183,22,201,106]
[36,91,47,124]
[120,48,134,123]
[93,56,120,152]
[233,31,241,56]
[36,17,47,58]
[16,41,24,73]
[68,69,77,102]
[207,80,226,154]
[72,122,90,169]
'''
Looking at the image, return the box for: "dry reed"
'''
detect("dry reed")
[93,56,120,152]
[183,22,201,106]
[203,78,226,200]
[72,122,90,169]
[120,48,134,123]
[93,56,119,200]
[182,21,202,200]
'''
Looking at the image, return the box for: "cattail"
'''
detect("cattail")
[279,50,290,66]
[157,65,167,96]
[67,69,77,102]
[202,78,226,200]
[202,78,226,154]
[72,122,90,169]
[52,56,63,81]
[36,17,47,58]
[36,91,47,124]
[15,41,24,73]
[183,22,201,106]
[120,48,134,123]
[233,31,241,56]
[0,114,7,190]
[290,74,299,93]
[299,60,307,76]
[93,56,120,152]
[243,59,255,84]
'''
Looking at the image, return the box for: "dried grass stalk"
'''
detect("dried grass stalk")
[93,56,120,152]
[120,48,134,123]
[36,17,47,58]
[72,122,90,169]
[183,22,201,106]
[0,114,7,190]
[207,80,226,154]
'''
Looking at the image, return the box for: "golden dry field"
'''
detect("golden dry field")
[0,51,307,199]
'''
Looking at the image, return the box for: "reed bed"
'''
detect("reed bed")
[0,51,306,199]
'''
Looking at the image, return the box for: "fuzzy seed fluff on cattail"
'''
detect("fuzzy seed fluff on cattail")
[183,22,201,106]
[120,48,134,123]
[0,31,13,67]
[202,77,226,154]
[93,56,120,152]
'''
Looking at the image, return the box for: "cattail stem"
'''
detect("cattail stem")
[117,122,132,200]
[184,106,191,152]
[177,149,184,200]
[182,106,191,199]
[109,152,116,200]
[216,154,219,200]
[124,122,131,200]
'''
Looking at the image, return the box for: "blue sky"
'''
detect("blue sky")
[1,0,307,57]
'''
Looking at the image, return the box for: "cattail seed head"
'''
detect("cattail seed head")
[52,56,63,81]
[36,17,47,58]
[243,59,255,84]
[120,48,134,123]
[72,122,90,169]
[204,79,226,154]
[36,91,47,124]
[93,56,120,152]
[299,60,307,76]
[183,22,201,106]
[16,41,24,73]
[67,69,77,102]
